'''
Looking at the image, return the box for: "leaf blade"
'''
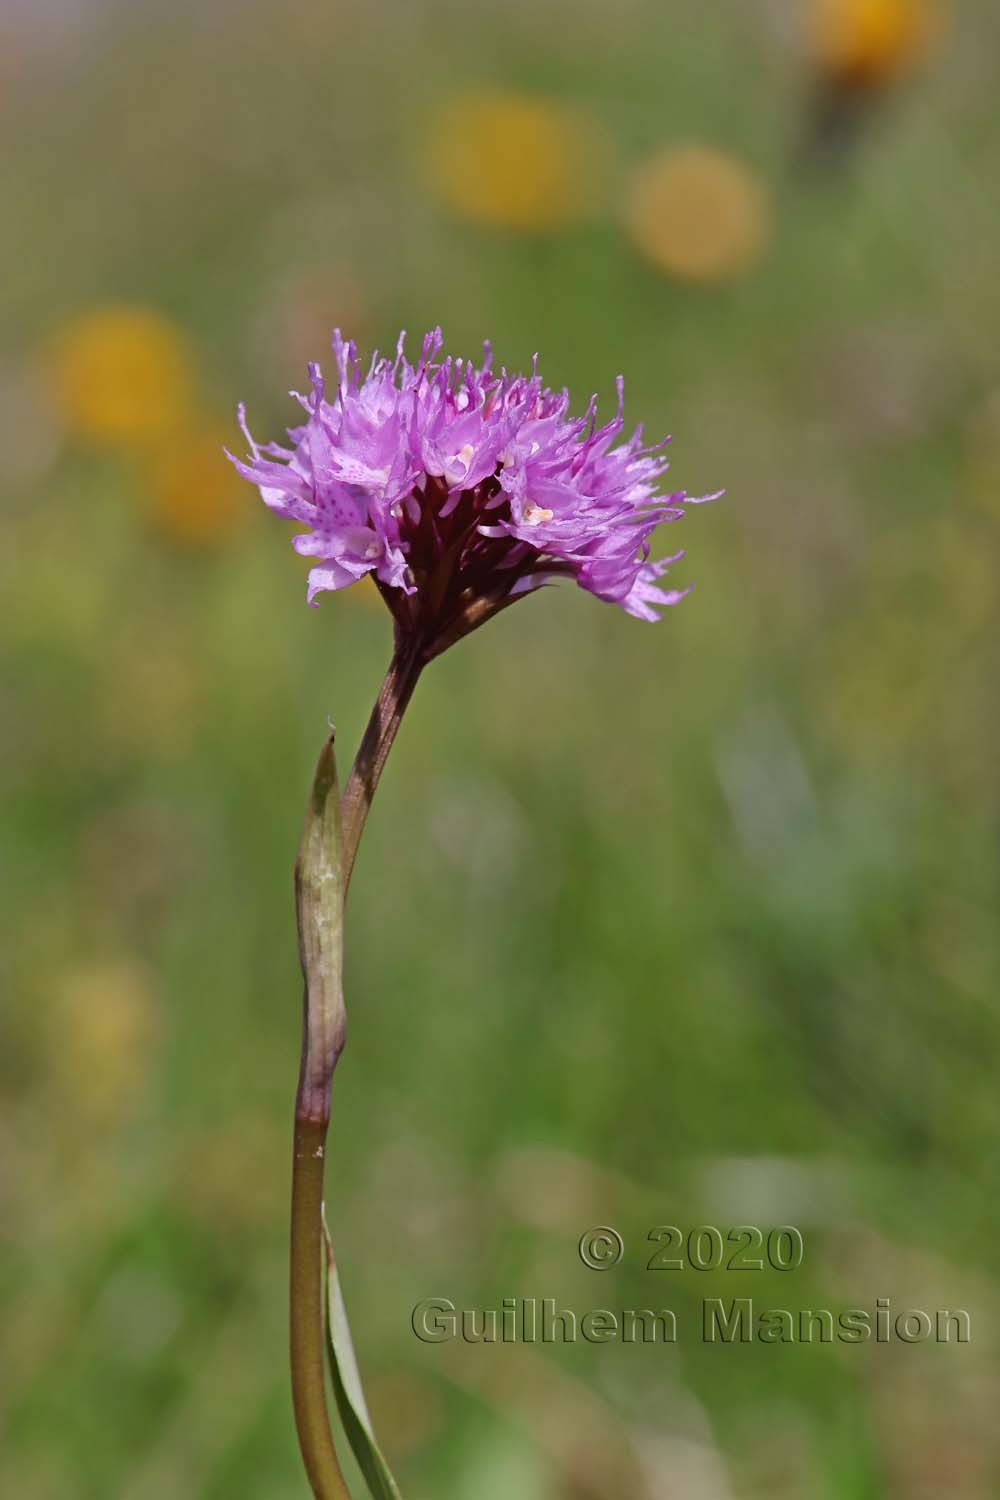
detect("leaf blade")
[323,1213,404,1500]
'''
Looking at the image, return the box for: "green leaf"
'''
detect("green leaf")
[323,1212,404,1500]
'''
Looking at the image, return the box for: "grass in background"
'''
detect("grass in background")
[2,1,999,1495]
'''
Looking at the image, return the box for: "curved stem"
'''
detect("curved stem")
[291,1117,350,1500]
[340,639,425,893]
[290,737,351,1500]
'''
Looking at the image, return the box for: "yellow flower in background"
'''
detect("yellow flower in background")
[46,307,251,549]
[146,424,247,546]
[48,305,197,448]
[814,0,943,86]
[49,960,160,1129]
[624,145,772,285]
[423,90,607,233]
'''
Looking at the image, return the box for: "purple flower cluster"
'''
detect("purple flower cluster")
[230,330,709,656]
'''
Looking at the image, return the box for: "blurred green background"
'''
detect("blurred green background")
[3,1,1000,1496]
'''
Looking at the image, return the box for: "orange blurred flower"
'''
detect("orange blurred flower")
[146,424,248,546]
[624,145,772,284]
[48,305,198,448]
[423,90,608,233]
[813,0,943,87]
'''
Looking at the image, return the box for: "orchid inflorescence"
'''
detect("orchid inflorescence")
[231,329,712,660]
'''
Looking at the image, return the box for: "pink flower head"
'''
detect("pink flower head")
[229,329,713,657]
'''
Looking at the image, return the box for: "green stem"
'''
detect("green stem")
[290,1116,350,1500]
[290,737,351,1500]
[340,639,425,894]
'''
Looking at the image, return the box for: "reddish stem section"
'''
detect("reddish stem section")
[340,640,426,892]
